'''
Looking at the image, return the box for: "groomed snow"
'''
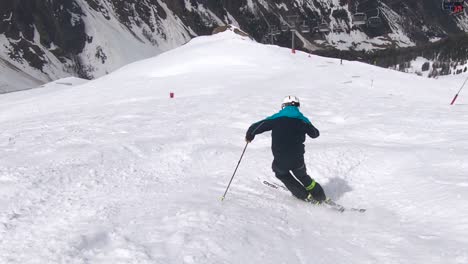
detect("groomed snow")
[0,30,467,263]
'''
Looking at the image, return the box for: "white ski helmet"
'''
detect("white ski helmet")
[282,95,300,109]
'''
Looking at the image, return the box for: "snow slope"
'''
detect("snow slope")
[0,0,195,93]
[0,57,43,94]
[1,30,467,264]
[0,32,74,93]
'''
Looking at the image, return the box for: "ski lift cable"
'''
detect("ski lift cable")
[265,2,306,29]
[351,0,407,13]
[377,2,402,24]
[256,4,278,41]
[350,0,385,14]
[260,0,291,27]
[257,8,271,28]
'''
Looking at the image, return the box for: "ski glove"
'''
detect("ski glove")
[245,133,255,142]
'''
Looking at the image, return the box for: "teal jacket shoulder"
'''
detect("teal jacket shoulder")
[265,106,311,124]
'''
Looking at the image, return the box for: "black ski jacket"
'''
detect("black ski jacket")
[246,106,319,169]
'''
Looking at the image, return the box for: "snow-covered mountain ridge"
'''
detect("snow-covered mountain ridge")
[1,0,467,93]
[1,30,467,263]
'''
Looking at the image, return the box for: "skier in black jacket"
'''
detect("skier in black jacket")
[245,96,326,203]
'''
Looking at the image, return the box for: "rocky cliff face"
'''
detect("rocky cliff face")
[0,0,467,92]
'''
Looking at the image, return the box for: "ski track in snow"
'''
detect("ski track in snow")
[1,31,468,263]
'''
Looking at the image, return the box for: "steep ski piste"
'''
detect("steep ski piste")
[0,29,467,264]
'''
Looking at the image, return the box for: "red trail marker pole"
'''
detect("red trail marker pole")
[451,77,468,105]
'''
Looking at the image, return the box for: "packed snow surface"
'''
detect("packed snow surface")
[0,31,467,263]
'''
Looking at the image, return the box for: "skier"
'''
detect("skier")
[245,96,327,203]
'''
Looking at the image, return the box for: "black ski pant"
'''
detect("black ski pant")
[272,161,314,201]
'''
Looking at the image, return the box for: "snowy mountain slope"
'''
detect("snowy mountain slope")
[1,0,468,93]
[1,30,468,263]
[0,0,197,93]
[0,56,42,93]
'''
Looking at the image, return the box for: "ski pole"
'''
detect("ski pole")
[451,76,468,105]
[221,142,249,201]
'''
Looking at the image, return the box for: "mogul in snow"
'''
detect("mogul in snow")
[245,96,327,203]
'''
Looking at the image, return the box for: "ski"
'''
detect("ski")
[262,180,366,213]
[263,180,288,191]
